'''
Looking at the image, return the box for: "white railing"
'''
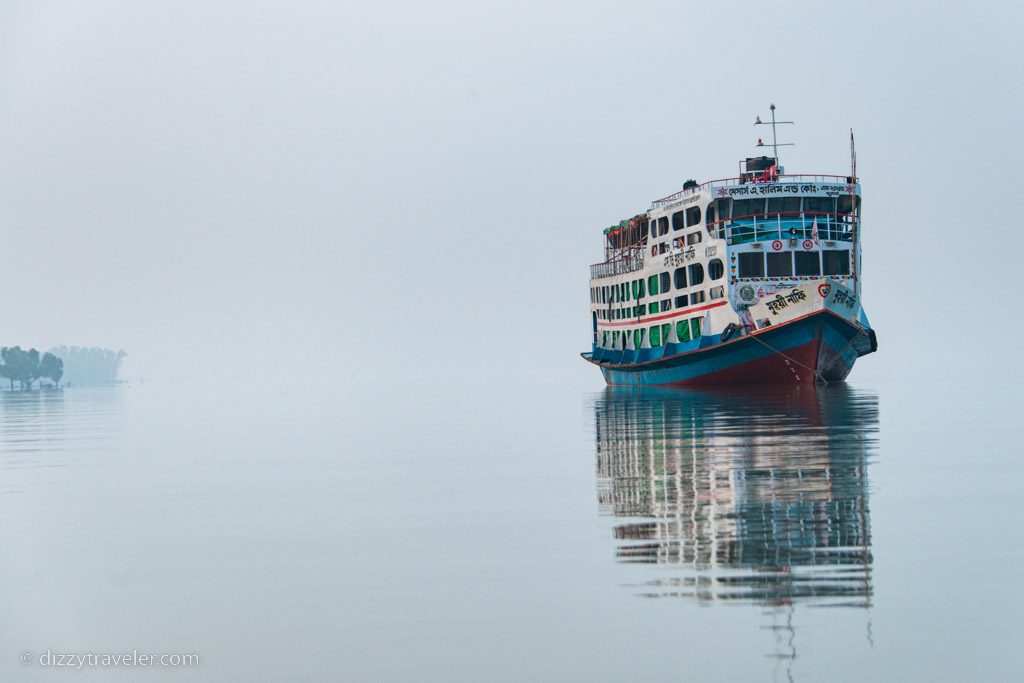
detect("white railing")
[650,174,857,210]
[590,254,644,279]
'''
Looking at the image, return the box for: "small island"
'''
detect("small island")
[0,346,127,390]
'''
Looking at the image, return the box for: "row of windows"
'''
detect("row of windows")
[724,195,858,220]
[670,206,702,231]
[589,259,726,304]
[601,318,704,350]
[658,196,853,236]
[594,284,725,320]
[632,196,858,256]
[736,250,850,279]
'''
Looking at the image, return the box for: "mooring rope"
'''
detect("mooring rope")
[747,331,829,385]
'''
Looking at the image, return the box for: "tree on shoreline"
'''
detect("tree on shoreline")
[0,347,63,390]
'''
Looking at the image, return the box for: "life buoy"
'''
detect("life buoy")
[721,323,739,343]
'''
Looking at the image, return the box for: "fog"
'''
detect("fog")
[1,0,1020,389]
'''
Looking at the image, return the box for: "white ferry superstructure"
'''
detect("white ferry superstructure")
[582,107,877,385]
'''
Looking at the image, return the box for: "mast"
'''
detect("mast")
[754,103,794,166]
[850,129,857,180]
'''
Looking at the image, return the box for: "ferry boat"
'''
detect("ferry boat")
[582,106,877,386]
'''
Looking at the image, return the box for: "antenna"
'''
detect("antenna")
[753,103,794,166]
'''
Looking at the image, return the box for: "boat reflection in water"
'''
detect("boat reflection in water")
[594,383,878,606]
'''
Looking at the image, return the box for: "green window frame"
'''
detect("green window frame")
[677,320,691,342]
[648,274,660,296]
[649,325,661,347]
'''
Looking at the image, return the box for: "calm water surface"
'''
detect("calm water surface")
[0,378,1020,681]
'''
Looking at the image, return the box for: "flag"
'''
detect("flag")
[811,217,819,246]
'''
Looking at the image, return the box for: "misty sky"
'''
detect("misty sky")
[1,1,1020,388]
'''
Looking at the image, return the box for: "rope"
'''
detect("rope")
[746,323,868,385]
[747,331,829,385]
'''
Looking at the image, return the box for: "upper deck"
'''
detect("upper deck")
[590,174,860,280]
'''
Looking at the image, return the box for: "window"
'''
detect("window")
[690,290,706,304]
[822,249,850,275]
[837,195,859,215]
[794,251,821,276]
[649,325,662,347]
[634,328,645,347]
[632,279,645,299]
[732,198,765,219]
[709,285,724,300]
[804,197,835,215]
[658,216,669,236]
[673,267,687,290]
[636,304,646,316]
[685,206,701,226]
[661,323,671,344]
[708,259,724,280]
[766,252,793,277]
[676,320,691,342]
[687,231,702,246]
[648,274,660,296]
[767,196,801,216]
[710,199,729,238]
[688,263,705,286]
[674,294,688,309]
[690,318,702,340]
[661,298,671,311]
[649,302,659,314]
[619,283,626,301]
[659,272,670,293]
[738,252,764,278]
[672,210,685,231]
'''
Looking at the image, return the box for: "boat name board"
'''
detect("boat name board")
[663,248,697,267]
[661,193,703,212]
[716,183,856,198]
[747,279,861,328]
[764,288,807,314]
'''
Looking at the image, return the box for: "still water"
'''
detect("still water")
[0,378,1020,681]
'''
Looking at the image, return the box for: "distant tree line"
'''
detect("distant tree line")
[0,347,63,390]
[48,346,127,386]
[0,346,127,390]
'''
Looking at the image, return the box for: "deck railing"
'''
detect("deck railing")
[706,211,857,245]
[649,174,857,210]
[590,253,644,279]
